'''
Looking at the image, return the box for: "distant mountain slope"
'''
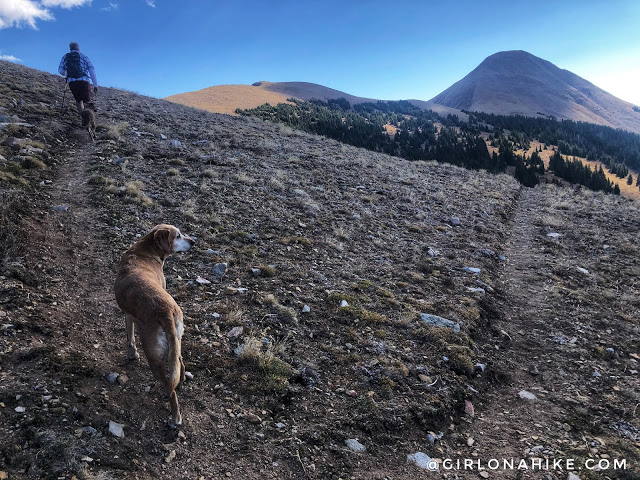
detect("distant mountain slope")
[430,50,640,134]
[166,81,465,118]
[164,84,292,116]
[257,81,377,105]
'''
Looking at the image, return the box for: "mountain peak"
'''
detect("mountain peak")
[430,51,640,133]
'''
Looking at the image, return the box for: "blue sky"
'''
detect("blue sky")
[1,0,640,104]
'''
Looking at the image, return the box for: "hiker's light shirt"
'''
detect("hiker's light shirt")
[58,49,98,86]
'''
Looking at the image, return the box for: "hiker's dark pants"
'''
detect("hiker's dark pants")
[69,81,91,103]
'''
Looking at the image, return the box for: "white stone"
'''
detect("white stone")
[518,390,538,401]
[109,420,125,438]
[407,452,439,471]
[345,438,366,452]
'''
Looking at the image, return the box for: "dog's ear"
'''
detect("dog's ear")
[153,228,174,253]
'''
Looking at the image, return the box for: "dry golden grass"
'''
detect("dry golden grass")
[487,139,640,199]
[165,84,293,116]
[383,123,398,136]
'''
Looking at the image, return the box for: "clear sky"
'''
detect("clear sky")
[1,0,640,105]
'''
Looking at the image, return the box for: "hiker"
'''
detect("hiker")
[58,42,98,116]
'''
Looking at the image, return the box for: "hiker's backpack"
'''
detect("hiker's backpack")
[65,51,84,79]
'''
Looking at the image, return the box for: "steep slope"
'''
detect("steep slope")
[1,61,639,479]
[431,50,640,134]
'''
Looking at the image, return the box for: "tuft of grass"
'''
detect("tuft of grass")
[227,307,245,326]
[101,121,129,141]
[264,294,298,325]
[238,332,294,393]
[29,429,98,479]
[0,170,28,186]
[338,304,387,324]
[123,181,153,207]
[0,191,23,271]
[21,156,47,169]
[167,168,180,176]
[257,263,277,277]
[235,172,257,185]
[447,345,475,377]
[278,236,312,248]
[88,175,115,186]
[328,292,358,306]
[352,280,374,291]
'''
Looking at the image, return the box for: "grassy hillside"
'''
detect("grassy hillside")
[165,83,293,116]
[1,61,639,479]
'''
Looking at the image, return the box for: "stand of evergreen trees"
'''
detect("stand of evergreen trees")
[468,112,640,171]
[238,99,631,195]
[237,99,502,173]
[548,151,617,194]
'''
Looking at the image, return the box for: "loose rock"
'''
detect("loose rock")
[109,420,125,438]
[420,313,461,333]
[345,438,366,453]
[407,452,439,471]
[212,263,228,278]
[518,390,537,401]
[165,449,176,463]
[227,326,244,339]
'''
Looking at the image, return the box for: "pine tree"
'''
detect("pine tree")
[627,173,634,185]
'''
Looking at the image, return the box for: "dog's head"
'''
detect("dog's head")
[151,224,195,256]
[84,102,96,112]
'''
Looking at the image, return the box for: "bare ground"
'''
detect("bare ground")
[1,61,639,480]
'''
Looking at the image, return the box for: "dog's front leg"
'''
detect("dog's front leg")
[125,313,140,361]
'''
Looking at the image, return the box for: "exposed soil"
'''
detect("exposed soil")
[1,61,638,480]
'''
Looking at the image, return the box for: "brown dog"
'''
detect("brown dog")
[81,101,96,141]
[114,224,195,428]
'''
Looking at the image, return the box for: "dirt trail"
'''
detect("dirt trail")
[450,187,564,478]
[456,187,637,480]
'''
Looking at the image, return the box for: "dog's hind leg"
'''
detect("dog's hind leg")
[139,322,182,428]
[125,313,140,361]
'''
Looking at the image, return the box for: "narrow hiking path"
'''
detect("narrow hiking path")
[6,119,201,477]
[455,186,573,479]
[457,187,639,480]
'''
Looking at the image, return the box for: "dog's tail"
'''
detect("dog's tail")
[166,308,184,390]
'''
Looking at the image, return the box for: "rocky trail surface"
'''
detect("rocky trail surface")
[0,61,638,479]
